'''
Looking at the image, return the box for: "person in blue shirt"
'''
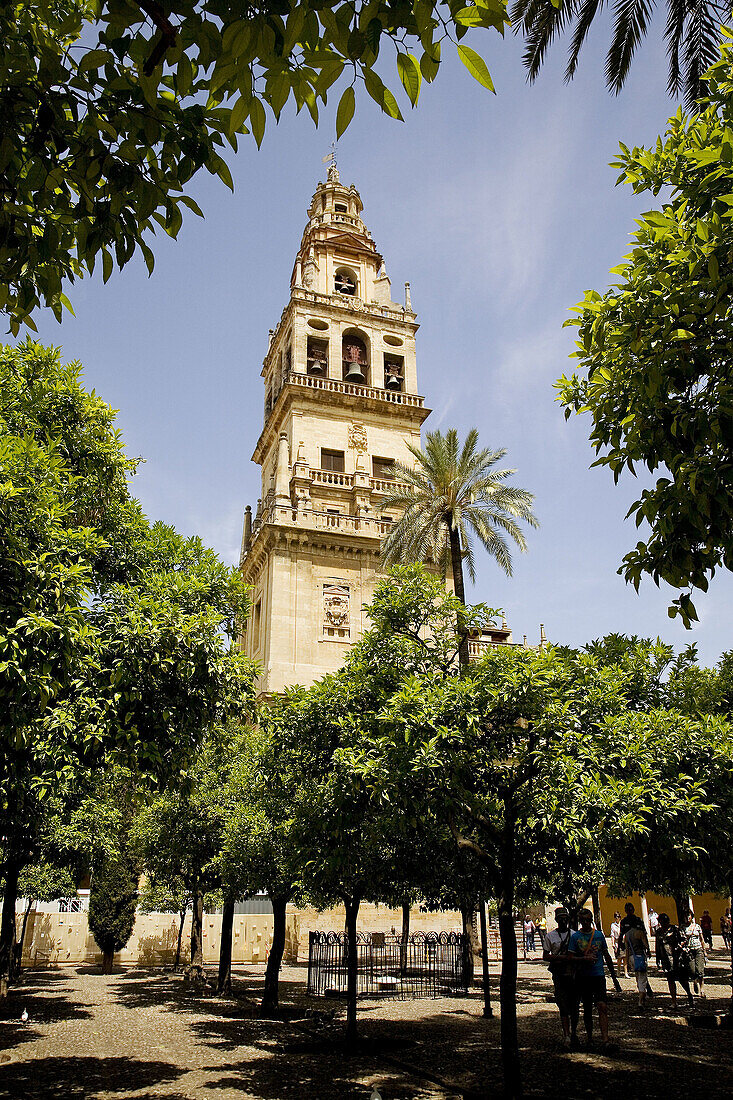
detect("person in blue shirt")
[570,908,622,1047]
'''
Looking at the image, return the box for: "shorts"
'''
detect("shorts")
[552,975,577,1016]
[576,974,607,1005]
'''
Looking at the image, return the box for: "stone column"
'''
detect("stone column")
[275,432,291,506]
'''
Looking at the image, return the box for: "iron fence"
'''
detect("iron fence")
[307,930,469,999]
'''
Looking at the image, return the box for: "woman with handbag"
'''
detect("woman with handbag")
[655,913,694,1009]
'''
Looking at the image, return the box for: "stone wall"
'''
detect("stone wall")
[20,910,300,969]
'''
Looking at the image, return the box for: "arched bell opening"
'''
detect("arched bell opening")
[342,331,369,385]
[334,266,358,296]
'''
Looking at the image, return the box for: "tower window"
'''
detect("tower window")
[307,337,328,376]
[384,355,404,391]
[342,334,368,384]
[321,449,345,473]
[335,268,357,296]
[335,202,347,213]
[372,457,395,481]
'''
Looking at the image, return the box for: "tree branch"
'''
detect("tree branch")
[133,0,177,75]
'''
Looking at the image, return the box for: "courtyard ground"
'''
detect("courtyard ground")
[1,951,732,1099]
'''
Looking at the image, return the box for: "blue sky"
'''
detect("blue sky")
[24,17,733,666]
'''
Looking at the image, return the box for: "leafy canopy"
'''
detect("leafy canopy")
[1,0,505,333]
[557,38,733,626]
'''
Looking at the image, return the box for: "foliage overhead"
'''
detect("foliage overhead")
[557,39,733,626]
[510,0,728,108]
[1,0,505,333]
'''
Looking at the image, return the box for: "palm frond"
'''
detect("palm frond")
[664,0,685,95]
[567,0,608,81]
[378,428,538,595]
[511,0,582,81]
[606,0,655,92]
[682,0,721,107]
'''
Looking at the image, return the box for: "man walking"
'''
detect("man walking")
[543,907,578,1049]
[571,908,622,1049]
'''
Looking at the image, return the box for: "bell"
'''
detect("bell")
[344,363,366,383]
[385,373,401,391]
[308,360,325,376]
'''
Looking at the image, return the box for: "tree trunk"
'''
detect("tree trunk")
[728,883,733,1014]
[344,896,360,1045]
[261,895,287,1014]
[174,905,186,971]
[479,899,493,1018]
[217,898,235,996]
[101,948,115,974]
[400,898,410,976]
[186,885,205,983]
[12,898,34,980]
[674,893,690,927]
[590,885,603,934]
[0,857,21,999]
[498,815,522,1100]
[449,524,470,672]
[460,903,475,986]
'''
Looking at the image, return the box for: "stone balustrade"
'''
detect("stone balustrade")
[287,371,424,408]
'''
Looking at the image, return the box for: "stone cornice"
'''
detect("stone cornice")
[252,375,430,465]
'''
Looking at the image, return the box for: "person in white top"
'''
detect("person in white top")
[648,908,659,934]
[543,907,578,1048]
[683,911,707,997]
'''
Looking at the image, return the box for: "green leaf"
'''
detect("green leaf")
[336,86,355,138]
[229,94,250,136]
[457,45,495,91]
[102,249,113,284]
[78,49,111,73]
[397,53,421,106]
[250,97,266,148]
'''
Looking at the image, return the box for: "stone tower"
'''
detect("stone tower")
[239,167,431,695]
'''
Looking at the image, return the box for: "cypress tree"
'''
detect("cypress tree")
[88,852,139,973]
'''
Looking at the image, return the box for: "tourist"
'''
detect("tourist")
[570,907,622,1048]
[536,913,547,950]
[700,909,713,950]
[683,911,707,997]
[523,915,536,954]
[655,913,694,1010]
[610,912,621,959]
[625,921,653,1007]
[618,902,644,979]
[543,907,578,1049]
[648,907,659,935]
[721,910,731,950]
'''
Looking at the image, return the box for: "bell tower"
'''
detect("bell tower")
[239,167,431,695]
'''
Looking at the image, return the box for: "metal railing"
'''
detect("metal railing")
[307,930,469,1000]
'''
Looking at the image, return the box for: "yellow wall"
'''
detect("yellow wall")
[598,886,730,934]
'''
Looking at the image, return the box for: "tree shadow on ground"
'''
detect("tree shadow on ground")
[0,1057,183,1099]
[1,973,93,1029]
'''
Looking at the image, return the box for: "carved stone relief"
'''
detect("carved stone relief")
[348,422,368,453]
[323,583,350,635]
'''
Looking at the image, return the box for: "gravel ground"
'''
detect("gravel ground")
[1,951,732,1099]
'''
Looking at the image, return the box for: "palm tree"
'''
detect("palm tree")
[510,0,728,109]
[379,428,538,670]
